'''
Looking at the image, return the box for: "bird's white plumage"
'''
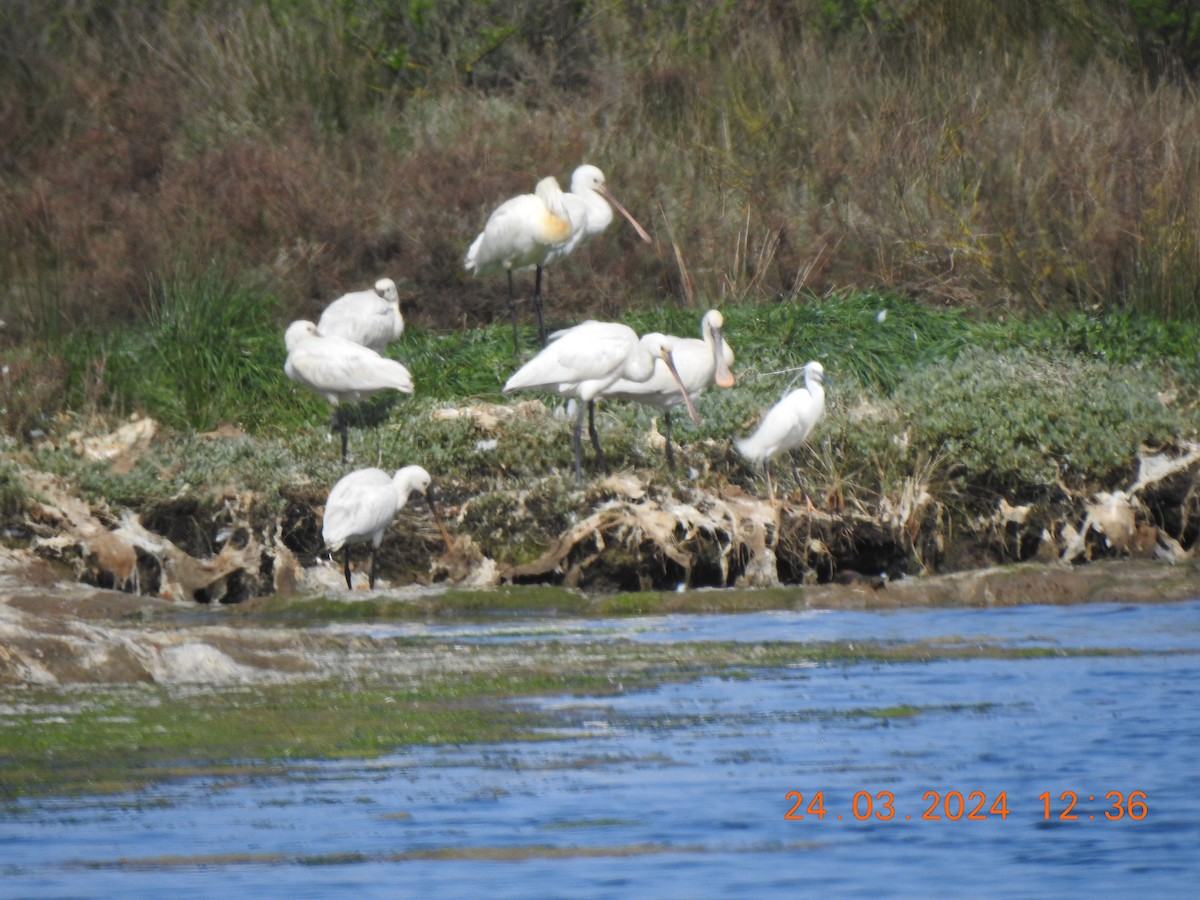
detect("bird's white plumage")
[284,320,414,405]
[322,465,432,553]
[605,309,735,411]
[543,165,651,265]
[465,166,649,352]
[504,321,700,479]
[464,176,573,276]
[502,320,660,402]
[316,277,404,352]
[736,361,826,464]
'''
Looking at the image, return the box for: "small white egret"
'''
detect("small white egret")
[283,320,414,464]
[465,175,572,353]
[604,309,735,468]
[321,465,453,589]
[736,360,826,503]
[503,320,698,481]
[316,277,404,352]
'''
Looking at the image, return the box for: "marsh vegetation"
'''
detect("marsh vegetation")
[1,1,1199,592]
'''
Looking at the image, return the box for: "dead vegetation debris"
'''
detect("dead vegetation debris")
[3,424,1199,602]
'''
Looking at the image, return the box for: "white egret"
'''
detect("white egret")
[283,320,414,464]
[321,465,453,589]
[736,360,826,503]
[503,320,699,481]
[316,277,404,352]
[465,175,572,353]
[604,309,735,468]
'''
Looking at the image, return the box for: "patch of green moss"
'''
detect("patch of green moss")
[237,584,593,622]
[0,633,1165,800]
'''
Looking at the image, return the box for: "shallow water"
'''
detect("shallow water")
[4,599,1199,897]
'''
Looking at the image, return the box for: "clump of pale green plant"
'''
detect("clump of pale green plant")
[895,347,1186,495]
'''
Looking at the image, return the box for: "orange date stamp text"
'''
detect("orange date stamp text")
[783,790,1148,822]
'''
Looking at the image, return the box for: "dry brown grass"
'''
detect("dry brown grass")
[1,1,1198,346]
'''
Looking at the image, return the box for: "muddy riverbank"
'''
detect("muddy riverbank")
[8,421,1200,606]
[3,550,1198,688]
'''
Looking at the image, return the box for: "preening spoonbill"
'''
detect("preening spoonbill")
[466,166,651,352]
[317,277,404,352]
[503,320,698,481]
[544,163,652,270]
[283,320,414,464]
[604,309,735,468]
[736,361,825,502]
[465,175,572,354]
[321,465,453,589]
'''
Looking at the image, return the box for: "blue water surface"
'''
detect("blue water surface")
[3,599,1198,898]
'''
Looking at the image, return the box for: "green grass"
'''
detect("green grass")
[49,289,1200,436]
[897,347,1184,490]
[64,269,297,433]
[15,290,1197,541]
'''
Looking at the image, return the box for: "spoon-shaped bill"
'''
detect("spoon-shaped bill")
[659,347,701,425]
[599,184,652,244]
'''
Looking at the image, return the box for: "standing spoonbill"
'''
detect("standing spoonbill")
[604,309,736,469]
[503,320,699,482]
[536,165,652,338]
[465,175,573,354]
[321,464,453,589]
[316,277,404,352]
[466,165,651,353]
[736,361,826,503]
[283,320,414,464]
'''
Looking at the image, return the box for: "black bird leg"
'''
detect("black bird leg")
[571,401,585,483]
[587,400,609,474]
[342,547,352,589]
[533,265,548,346]
[507,269,521,357]
[329,408,351,466]
[664,410,676,470]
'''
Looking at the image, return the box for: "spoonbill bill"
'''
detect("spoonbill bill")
[503,320,698,481]
[465,175,572,354]
[321,465,453,589]
[736,360,825,503]
[283,320,414,464]
[604,309,735,468]
[316,277,404,352]
[544,163,651,271]
[466,165,651,352]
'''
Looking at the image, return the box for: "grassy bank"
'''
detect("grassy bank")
[2,3,1199,591]
[3,292,1198,590]
[2,2,1200,433]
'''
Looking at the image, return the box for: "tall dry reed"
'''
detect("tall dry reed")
[1,0,1197,351]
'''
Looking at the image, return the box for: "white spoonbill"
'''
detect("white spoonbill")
[543,163,652,275]
[283,320,414,464]
[465,175,573,354]
[736,361,826,503]
[316,277,404,352]
[534,165,652,346]
[503,320,699,481]
[321,464,453,589]
[604,309,736,469]
[467,166,651,352]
